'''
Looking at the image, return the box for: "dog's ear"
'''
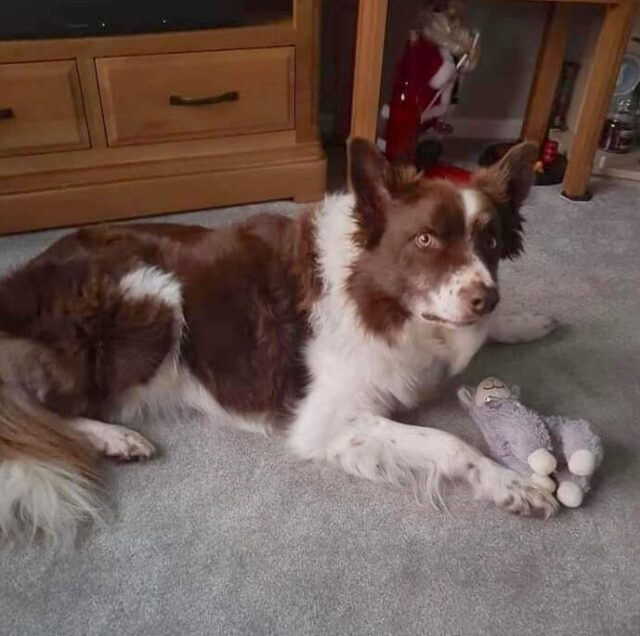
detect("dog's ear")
[349,138,393,249]
[472,141,538,260]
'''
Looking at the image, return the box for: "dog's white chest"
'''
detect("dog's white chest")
[350,320,489,411]
[437,322,490,376]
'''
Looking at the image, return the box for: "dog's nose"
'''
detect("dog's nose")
[464,284,500,316]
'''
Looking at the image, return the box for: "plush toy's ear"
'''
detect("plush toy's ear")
[510,385,521,400]
[457,386,474,409]
[471,141,538,260]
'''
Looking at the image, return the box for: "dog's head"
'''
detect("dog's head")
[346,139,537,336]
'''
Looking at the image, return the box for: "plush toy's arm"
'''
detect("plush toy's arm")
[460,398,553,482]
[484,449,554,493]
[498,404,557,476]
[481,442,555,493]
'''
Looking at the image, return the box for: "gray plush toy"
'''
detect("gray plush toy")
[458,377,603,508]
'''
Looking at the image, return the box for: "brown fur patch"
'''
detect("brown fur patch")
[178,218,311,416]
[0,253,176,418]
[0,216,320,422]
[346,174,470,341]
[346,270,411,341]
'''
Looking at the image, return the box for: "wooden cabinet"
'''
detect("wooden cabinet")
[0,0,325,234]
[0,60,89,157]
[97,48,295,146]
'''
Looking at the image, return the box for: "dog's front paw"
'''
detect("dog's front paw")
[478,461,559,519]
[101,426,156,461]
[489,313,560,345]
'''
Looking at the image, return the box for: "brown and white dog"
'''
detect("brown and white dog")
[0,139,559,545]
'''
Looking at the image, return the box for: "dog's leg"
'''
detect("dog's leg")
[71,418,156,461]
[288,392,558,518]
[489,312,559,344]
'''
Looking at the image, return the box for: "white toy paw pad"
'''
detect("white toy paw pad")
[528,448,557,476]
[557,481,584,508]
[568,450,596,476]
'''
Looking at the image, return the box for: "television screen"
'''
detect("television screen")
[1,1,246,40]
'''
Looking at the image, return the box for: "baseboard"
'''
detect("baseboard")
[449,116,523,140]
[0,158,327,235]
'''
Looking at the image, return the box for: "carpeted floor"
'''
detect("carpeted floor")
[1,179,639,636]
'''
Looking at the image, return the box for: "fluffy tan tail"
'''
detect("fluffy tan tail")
[0,387,101,547]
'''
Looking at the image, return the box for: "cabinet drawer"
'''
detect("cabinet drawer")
[96,47,294,146]
[0,60,89,157]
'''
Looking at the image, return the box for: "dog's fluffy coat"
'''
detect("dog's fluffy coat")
[0,140,559,545]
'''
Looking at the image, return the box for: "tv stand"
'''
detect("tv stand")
[0,0,325,234]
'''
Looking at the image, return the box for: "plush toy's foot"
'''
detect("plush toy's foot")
[528,448,557,476]
[568,450,596,476]
[557,481,584,508]
[530,473,556,493]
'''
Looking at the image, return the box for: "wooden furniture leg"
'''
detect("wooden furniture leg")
[521,3,571,149]
[350,0,388,141]
[562,1,637,201]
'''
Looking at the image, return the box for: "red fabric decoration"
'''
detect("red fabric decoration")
[384,36,454,162]
[422,164,472,185]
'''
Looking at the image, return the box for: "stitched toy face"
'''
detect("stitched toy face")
[474,377,513,406]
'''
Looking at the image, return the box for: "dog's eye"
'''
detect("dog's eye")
[415,232,435,249]
[484,235,498,250]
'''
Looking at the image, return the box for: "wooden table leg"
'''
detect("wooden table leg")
[521,3,571,149]
[350,0,389,141]
[562,1,637,201]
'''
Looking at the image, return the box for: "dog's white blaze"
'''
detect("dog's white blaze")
[461,187,496,285]
[461,188,484,229]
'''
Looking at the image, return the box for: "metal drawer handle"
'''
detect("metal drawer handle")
[169,91,239,107]
[0,108,14,120]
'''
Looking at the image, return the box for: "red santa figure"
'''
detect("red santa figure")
[377,0,479,175]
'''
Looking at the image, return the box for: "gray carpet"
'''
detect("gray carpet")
[1,181,639,636]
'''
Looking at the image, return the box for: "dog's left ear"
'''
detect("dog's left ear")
[472,141,538,260]
[349,138,392,249]
[349,138,422,248]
